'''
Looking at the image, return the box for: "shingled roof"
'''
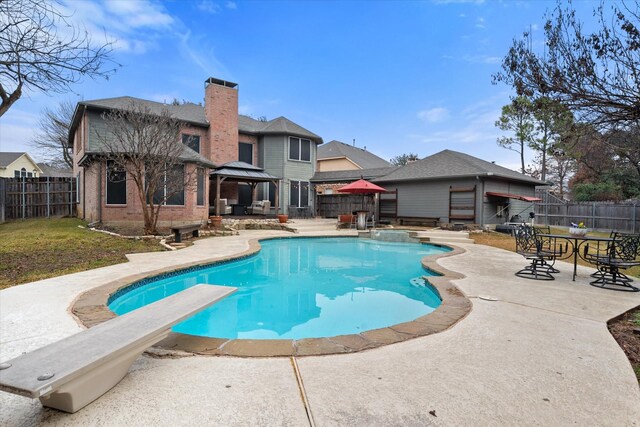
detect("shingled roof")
[238,115,322,143]
[311,166,398,183]
[70,97,321,143]
[78,97,208,125]
[317,140,391,169]
[375,149,546,185]
[0,152,25,168]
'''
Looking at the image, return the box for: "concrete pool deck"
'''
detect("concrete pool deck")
[1,219,639,426]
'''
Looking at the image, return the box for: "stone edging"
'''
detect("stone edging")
[71,236,471,357]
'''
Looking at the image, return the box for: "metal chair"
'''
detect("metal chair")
[514,225,563,280]
[589,232,640,292]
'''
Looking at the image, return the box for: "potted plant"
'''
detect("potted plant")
[277,213,288,223]
[569,222,588,237]
[209,215,223,229]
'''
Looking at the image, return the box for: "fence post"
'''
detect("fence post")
[634,203,637,234]
[21,177,25,219]
[46,177,50,218]
[591,202,596,229]
[0,178,5,223]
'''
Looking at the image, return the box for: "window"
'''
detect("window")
[106,161,127,205]
[182,134,200,153]
[14,170,20,178]
[267,182,276,206]
[289,137,311,162]
[290,180,309,208]
[239,142,253,164]
[196,168,205,206]
[148,164,184,206]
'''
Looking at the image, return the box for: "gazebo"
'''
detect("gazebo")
[210,161,280,216]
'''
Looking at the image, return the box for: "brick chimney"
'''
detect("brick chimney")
[204,77,239,164]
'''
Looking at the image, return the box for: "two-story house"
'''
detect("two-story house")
[69,77,322,228]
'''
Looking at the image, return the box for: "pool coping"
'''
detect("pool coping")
[71,235,471,358]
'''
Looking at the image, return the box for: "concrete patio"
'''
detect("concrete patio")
[1,219,639,426]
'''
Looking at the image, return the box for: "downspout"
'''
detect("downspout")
[98,160,103,223]
[477,175,486,228]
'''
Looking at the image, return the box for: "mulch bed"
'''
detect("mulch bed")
[608,306,640,382]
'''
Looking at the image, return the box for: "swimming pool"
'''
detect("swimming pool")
[108,237,449,339]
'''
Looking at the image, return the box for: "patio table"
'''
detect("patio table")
[538,233,613,281]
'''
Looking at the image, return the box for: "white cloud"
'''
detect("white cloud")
[60,0,173,55]
[433,0,485,4]
[103,0,174,28]
[198,0,221,14]
[226,1,238,10]
[475,17,486,29]
[417,107,450,123]
[443,54,501,64]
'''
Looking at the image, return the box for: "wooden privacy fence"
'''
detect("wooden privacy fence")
[0,177,77,221]
[534,191,639,233]
[316,190,397,219]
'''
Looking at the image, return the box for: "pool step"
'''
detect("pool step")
[410,230,474,245]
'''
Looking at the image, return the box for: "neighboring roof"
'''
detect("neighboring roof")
[37,163,73,178]
[238,115,322,143]
[375,149,547,185]
[317,140,391,169]
[0,152,43,173]
[311,166,398,183]
[0,152,24,168]
[211,161,279,181]
[485,191,542,202]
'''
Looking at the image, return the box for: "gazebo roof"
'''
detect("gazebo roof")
[211,161,279,182]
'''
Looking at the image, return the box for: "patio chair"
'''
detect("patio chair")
[532,225,563,273]
[366,213,375,229]
[589,232,640,292]
[514,225,563,280]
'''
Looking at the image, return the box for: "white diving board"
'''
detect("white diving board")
[0,284,236,413]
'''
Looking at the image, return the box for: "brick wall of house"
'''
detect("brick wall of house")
[100,162,208,224]
[205,81,239,164]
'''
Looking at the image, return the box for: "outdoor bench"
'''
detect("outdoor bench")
[0,284,236,413]
[397,217,439,227]
[170,223,202,243]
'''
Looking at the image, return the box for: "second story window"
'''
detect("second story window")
[182,134,200,153]
[239,142,253,164]
[289,137,311,162]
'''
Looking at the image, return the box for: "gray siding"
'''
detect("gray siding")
[481,179,538,225]
[383,177,538,225]
[87,111,113,151]
[384,178,478,222]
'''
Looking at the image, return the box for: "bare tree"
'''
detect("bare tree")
[492,1,640,133]
[0,0,117,116]
[30,100,74,168]
[96,102,198,234]
[495,96,535,174]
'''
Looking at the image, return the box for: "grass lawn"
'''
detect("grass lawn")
[0,218,163,289]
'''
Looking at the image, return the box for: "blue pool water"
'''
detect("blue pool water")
[109,237,448,339]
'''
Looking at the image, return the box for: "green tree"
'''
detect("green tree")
[390,153,419,166]
[495,96,535,174]
[530,97,574,181]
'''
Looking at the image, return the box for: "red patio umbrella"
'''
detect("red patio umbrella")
[338,179,387,210]
[338,179,387,194]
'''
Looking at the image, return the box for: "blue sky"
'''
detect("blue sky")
[0,0,600,170]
